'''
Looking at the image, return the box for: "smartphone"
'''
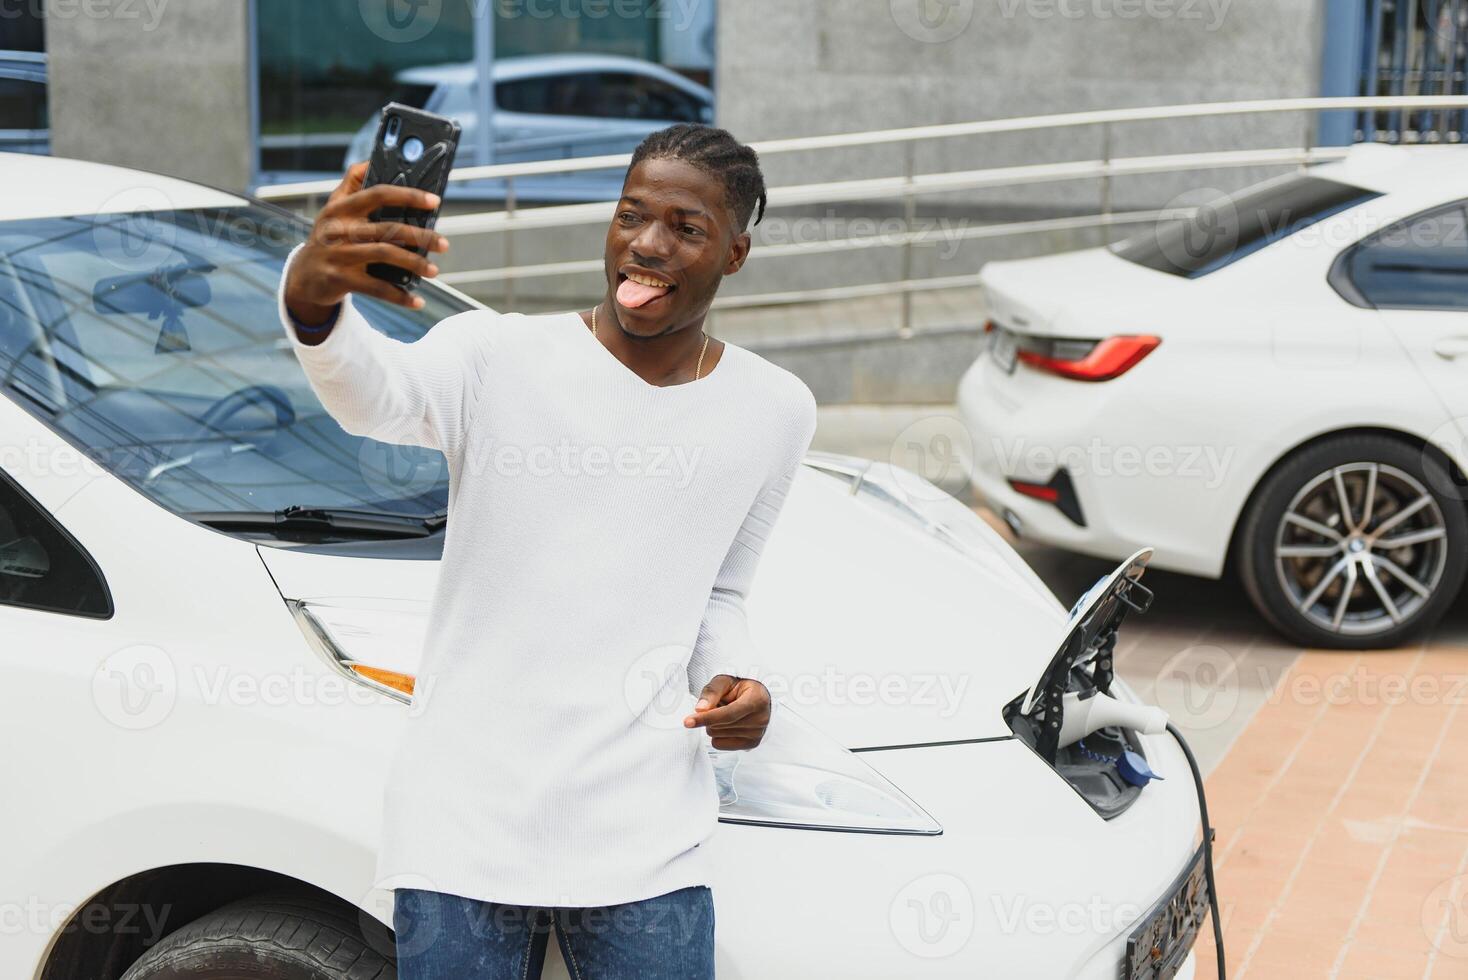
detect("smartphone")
[361,102,462,291]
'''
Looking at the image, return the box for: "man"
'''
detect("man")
[278,123,817,978]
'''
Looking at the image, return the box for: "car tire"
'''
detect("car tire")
[119,891,394,980]
[1236,434,1468,649]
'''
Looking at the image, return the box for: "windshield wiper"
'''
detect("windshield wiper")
[187,505,446,539]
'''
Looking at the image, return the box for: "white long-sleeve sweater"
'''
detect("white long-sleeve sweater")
[276,245,818,908]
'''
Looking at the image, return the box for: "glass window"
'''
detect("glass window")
[0,469,110,618]
[255,0,473,175]
[1111,174,1382,278]
[0,78,46,130]
[495,76,552,115]
[386,81,439,112]
[574,72,704,122]
[1343,203,1468,310]
[0,206,475,533]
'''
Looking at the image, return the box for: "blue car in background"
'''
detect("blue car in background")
[0,52,47,155]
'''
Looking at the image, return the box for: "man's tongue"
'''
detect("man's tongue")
[617,276,670,309]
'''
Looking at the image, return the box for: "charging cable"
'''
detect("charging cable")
[1167,721,1226,979]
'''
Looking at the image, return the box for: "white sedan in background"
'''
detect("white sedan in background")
[961,143,1468,649]
[343,54,714,201]
[0,153,1209,979]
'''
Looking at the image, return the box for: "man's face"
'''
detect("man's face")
[603,157,751,337]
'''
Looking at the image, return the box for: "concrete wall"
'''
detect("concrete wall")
[717,0,1324,200]
[47,0,254,191]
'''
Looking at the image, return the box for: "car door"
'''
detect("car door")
[1335,200,1468,450]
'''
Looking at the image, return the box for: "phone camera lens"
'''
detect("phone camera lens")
[383,115,401,150]
[402,136,425,163]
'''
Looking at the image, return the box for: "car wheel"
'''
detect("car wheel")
[119,891,394,980]
[1237,434,1468,649]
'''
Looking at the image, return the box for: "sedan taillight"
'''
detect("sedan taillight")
[1017,335,1160,382]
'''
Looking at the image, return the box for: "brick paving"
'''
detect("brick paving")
[1193,640,1468,979]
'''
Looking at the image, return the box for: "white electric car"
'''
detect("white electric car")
[1,154,1210,979]
[961,143,1468,650]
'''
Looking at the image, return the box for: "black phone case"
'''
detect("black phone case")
[362,102,461,290]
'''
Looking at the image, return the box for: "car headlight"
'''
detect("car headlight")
[290,597,427,703]
[710,704,941,835]
[291,598,941,834]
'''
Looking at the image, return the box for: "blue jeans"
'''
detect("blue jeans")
[392,884,715,979]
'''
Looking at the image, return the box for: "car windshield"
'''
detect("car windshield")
[1110,174,1381,278]
[0,204,475,529]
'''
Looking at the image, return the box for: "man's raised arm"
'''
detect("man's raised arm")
[278,162,487,458]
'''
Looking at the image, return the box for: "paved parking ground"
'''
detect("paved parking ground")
[1013,525,1468,979]
[815,402,1468,978]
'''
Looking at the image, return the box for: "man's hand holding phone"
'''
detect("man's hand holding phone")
[283,161,450,333]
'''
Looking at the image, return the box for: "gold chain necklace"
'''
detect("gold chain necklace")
[591,304,709,382]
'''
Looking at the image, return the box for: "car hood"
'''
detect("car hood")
[258,464,1070,747]
[981,245,1189,338]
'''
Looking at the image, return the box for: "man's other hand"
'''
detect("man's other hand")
[684,675,772,750]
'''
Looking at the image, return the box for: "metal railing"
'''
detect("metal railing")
[255,96,1468,338]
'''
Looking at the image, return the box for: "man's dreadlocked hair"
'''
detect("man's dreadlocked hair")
[626,124,768,234]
